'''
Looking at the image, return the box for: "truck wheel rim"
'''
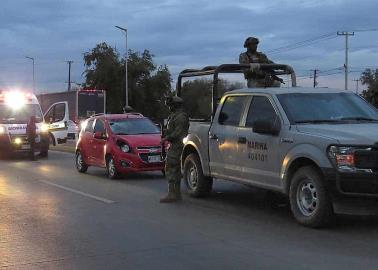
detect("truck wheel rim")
[109,159,116,176]
[77,153,83,170]
[296,179,318,217]
[188,163,198,189]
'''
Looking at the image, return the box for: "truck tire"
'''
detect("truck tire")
[183,153,213,197]
[289,166,333,228]
[76,150,88,173]
[106,156,120,179]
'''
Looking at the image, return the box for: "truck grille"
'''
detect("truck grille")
[354,150,378,170]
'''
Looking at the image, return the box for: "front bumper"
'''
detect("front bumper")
[322,168,378,214]
[0,134,49,154]
[113,151,165,173]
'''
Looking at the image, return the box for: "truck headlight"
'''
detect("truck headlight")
[41,123,49,133]
[0,126,6,134]
[328,146,356,172]
[14,138,22,144]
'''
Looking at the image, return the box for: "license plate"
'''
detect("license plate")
[21,144,30,150]
[148,155,161,163]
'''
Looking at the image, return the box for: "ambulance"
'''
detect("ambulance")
[0,90,50,157]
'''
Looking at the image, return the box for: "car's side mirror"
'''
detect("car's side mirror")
[94,131,107,140]
[252,117,281,136]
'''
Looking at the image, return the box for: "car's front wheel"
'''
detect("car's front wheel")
[107,156,120,179]
[76,151,88,173]
[289,166,333,228]
[183,153,213,197]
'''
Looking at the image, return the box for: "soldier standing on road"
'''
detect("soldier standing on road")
[160,96,189,203]
[239,36,283,88]
[26,116,36,161]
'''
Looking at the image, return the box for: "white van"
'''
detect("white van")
[0,90,50,157]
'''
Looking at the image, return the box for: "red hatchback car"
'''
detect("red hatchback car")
[75,113,165,179]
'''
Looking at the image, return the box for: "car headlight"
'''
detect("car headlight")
[41,123,49,133]
[328,146,357,172]
[120,143,131,153]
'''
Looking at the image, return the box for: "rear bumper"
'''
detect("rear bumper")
[322,168,378,215]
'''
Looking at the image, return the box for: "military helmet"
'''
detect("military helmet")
[244,36,259,48]
[165,95,183,106]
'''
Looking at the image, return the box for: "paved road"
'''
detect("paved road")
[1,151,378,269]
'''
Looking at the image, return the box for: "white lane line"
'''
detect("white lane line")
[38,180,115,204]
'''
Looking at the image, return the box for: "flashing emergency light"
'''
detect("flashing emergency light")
[4,91,27,110]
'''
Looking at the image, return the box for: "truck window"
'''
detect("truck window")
[218,96,246,126]
[246,96,277,127]
[54,103,65,122]
[93,119,105,133]
[85,119,95,133]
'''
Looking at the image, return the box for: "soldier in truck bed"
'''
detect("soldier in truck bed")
[239,36,283,88]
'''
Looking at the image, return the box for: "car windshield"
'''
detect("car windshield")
[0,104,43,124]
[277,92,378,124]
[109,118,160,135]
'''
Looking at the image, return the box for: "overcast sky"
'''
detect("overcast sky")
[0,0,377,93]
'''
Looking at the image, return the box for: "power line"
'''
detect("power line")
[266,32,336,55]
[352,28,378,32]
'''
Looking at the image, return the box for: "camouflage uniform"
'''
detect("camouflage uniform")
[160,99,189,203]
[239,36,280,88]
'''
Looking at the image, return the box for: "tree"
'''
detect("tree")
[361,69,378,107]
[83,43,172,120]
[83,43,123,113]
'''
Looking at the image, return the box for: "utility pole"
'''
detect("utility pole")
[25,56,35,92]
[311,69,319,88]
[337,31,355,90]
[115,25,128,107]
[352,78,360,94]
[66,60,73,91]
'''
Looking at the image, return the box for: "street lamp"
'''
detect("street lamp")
[25,56,35,92]
[115,25,128,107]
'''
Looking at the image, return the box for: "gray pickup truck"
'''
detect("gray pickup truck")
[178,64,378,227]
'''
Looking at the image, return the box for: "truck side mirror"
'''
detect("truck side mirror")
[252,117,281,136]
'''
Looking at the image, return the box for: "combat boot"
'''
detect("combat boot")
[160,184,178,203]
[174,181,182,201]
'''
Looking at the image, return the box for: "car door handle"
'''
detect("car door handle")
[209,133,218,140]
[238,136,247,144]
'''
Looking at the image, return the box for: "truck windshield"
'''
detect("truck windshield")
[0,104,43,124]
[277,92,378,124]
[109,118,160,135]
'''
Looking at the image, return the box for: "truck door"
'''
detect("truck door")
[209,95,249,180]
[238,95,282,189]
[44,102,69,145]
